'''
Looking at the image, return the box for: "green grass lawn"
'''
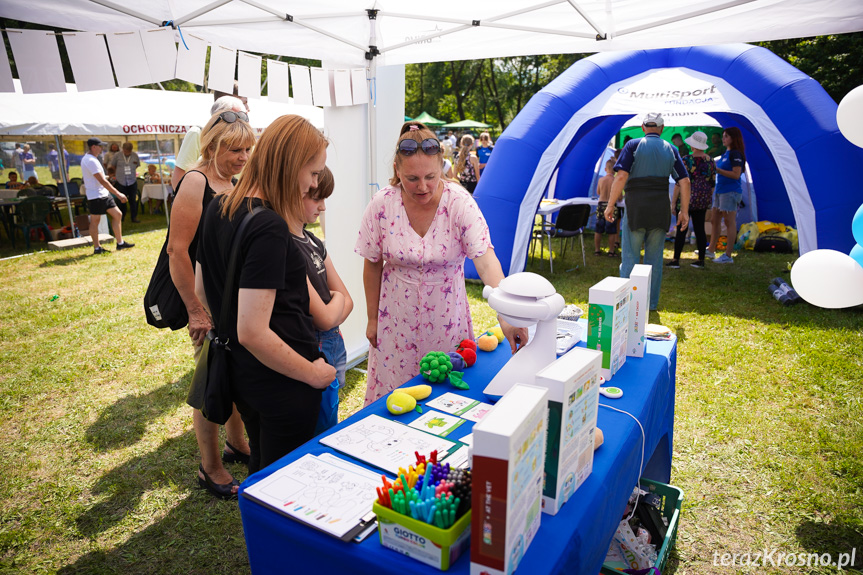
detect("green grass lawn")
[0,226,861,574]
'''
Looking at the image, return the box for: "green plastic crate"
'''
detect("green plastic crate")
[601,477,684,574]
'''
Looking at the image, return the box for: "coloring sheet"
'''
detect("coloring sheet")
[319,414,457,475]
[408,410,466,437]
[242,453,380,539]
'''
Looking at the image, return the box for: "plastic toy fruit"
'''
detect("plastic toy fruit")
[478,333,499,351]
[419,351,453,383]
[387,391,416,415]
[489,326,505,343]
[399,384,432,400]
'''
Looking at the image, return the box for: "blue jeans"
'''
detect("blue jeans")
[314,327,346,435]
[619,212,665,310]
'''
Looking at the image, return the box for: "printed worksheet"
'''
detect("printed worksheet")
[242,453,380,539]
[408,410,466,437]
[319,414,458,475]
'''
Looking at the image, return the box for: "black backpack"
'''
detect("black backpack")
[754,235,792,253]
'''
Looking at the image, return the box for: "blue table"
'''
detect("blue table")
[239,332,677,575]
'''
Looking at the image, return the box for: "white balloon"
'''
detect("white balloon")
[837,85,863,149]
[791,249,863,308]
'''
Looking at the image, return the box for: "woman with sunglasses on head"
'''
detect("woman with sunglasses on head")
[195,115,336,474]
[164,109,255,499]
[355,121,528,405]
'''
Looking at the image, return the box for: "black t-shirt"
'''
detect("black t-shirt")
[294,229,331,305]
[196,197,322,386]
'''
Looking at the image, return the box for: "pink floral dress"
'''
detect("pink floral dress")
[355,181,493,404]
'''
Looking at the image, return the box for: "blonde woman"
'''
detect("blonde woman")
[195,115,336,474]
[167,109,255,499]
[454,134,481,193]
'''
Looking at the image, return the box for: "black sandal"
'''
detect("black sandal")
[197,464,239,500]
[222,440,251,465]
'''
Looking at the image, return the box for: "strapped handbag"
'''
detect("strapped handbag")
[144,240,188,330]
[194,206,264,425]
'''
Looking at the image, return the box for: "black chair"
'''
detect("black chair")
[531,203,592,272]
[12,196,53,249]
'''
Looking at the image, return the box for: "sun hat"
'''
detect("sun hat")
[684,131,709,150]
[642,112,664,127]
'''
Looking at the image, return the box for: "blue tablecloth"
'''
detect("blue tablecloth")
[239,332,677,575]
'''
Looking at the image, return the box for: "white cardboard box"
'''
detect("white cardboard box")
[627,264,652,358]
[535,347,602,515]
[471,384,548,575]
[587,276,631,381]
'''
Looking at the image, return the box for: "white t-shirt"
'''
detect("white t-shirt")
[175,126,202,171]
[80,153,109,200]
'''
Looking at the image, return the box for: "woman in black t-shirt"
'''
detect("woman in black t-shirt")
[195,115,336,474]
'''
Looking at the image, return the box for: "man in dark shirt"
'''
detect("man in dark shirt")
[605,113,691,310]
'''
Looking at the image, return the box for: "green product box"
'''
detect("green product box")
[587,276,631,382]
[535,347,602,515]
[375,501,472,571]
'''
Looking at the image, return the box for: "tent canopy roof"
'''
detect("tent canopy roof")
[0,80,323,139]
[444,119,491,129]
[411,111,446,126]
[2,1,861,67]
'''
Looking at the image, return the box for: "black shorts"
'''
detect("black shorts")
[595,202,618,234]
[88,195,117,215]
[50,170,61,181]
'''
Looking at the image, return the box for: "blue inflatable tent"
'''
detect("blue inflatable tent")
[468,43,863,279]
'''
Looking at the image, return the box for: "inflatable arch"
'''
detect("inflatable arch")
[467,43,863,279]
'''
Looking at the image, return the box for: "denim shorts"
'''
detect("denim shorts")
[317,327,346,389]
[713,192,742,212]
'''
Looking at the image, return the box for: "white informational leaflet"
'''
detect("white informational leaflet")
[425,392,494,423]
[351,69,368,105]
[63,32,115,92]
[175,33,207,86]
[310,68,332,107]
[319,414,458,475]
[333,69,352,106]
[408,410,466,437]
[266,59,289,103]
[140,28,177,84]
[7,29,66,94]
[289,65,313,106]
[106,31,153,88]
[241,453,379,540]
[238,52,262,99]
[208,44,237,94]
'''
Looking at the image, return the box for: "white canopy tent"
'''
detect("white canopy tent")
[1,0,860,364]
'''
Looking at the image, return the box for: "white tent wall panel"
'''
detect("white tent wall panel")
[7,29,67,94]
[105,31,153,88]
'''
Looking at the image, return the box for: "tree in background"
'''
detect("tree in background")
[407,34,863,133]
[758,33,863,103]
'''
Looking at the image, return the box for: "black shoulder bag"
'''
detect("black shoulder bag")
[144,241,189,330]
[195,206,264,425]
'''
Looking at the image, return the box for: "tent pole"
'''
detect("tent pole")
[54,135,77,237]
[86,0,163,25]
[154,133,170,227]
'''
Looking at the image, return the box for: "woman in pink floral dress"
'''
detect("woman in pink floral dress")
[356,122,527,405]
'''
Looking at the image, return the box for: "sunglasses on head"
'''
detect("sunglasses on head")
[214,110,249,126]
[397,138,441,156]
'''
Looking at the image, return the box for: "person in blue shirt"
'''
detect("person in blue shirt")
[605,112,690,310]
[476,132,494,175]
[707,127,746,264]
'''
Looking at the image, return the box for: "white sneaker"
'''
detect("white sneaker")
[704,250,716,259]
[713,254,734,264]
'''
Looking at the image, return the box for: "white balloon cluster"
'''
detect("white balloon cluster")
[790,87,863,309]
